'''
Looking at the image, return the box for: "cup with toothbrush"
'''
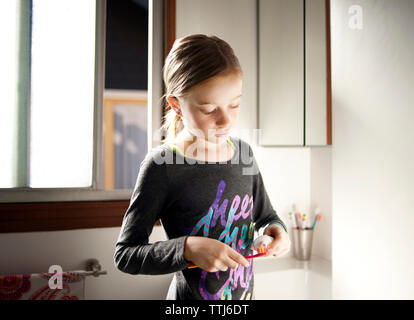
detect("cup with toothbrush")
[289,207,322,260]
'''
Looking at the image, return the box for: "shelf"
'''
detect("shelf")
[253,254,331,279]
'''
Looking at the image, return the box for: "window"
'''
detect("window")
[0,0,27,189]
[1,0,102,192]
[104,0,149,190]
[0,0,171,233]
[0,0,175,233]
[0,0,166,232]
[30,0,96,188]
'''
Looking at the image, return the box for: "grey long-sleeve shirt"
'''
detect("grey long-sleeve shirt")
[114,136,287,300]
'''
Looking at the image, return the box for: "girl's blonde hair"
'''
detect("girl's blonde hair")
[160,34,242,143]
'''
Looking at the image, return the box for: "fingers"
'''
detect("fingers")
[222,255,248,271]
[273,246,289,257]
[202,241,254,272]
[228,249,249,268]
[265,239,278,256]
[216,261,229,272]
[219,258,236,271]
[211,258,237,273]
[205,256,238,273]
[269,239,291,257]
[265,233,290,256]
[209,249,249,272]
[203,259,227,273]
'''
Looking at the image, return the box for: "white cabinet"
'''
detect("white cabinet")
[258,0,332,146]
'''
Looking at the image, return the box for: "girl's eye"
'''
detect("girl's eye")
[202,105,239,115]
[203,109,216,115]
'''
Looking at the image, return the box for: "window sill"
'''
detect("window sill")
[0,195,162,233]
[0,188,133,203]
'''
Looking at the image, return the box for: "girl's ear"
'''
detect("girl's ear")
[166,95,182,116]
[166,95,179,108]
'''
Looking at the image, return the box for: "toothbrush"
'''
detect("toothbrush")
[187,235,273,269]
[187,247,268,269]
[295,213,301,229]
[302,214,307,230]
[289,212,298,230]
[310,207,322,230]
[311,214,322,230]
[244,246,268,259]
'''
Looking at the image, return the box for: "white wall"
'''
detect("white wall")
[176,0,258,134]
[331,0,414,299]
[310,147,332,260]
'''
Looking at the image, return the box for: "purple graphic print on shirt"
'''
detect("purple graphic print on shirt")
[189,179,255,300]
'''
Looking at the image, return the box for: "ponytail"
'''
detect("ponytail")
[160,94,184,143]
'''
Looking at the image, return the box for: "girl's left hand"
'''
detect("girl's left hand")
[263,224,291,257]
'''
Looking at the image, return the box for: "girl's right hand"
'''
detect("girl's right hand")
[184,236,250,272]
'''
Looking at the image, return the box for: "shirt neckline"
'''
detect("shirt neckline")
[164,136,238,164]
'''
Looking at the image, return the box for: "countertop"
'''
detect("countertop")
[253,254,332,279]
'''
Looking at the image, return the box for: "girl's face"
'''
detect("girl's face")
[170,72,242,145]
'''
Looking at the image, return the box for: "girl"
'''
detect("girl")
[114,34,290,300]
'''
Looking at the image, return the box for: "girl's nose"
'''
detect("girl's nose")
[216,109,231,127]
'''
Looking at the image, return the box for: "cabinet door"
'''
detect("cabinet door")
[305,0,331,146]
[258,0,304,146]
[258,0,331,146]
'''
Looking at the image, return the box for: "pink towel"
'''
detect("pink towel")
[0,271,86,300]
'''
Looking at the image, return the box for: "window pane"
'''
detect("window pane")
[113,102,147,189]
[104,0,149,190]
[0,2,19,188]
[30,0,96,187]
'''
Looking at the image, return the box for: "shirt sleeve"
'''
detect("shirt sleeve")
[249,145,288,234]
[113,149,190,275]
